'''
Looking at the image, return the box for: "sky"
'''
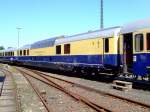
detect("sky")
[0,0,150,49]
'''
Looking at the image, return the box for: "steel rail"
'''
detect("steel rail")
[16,67,114,112]
[2,68,52,112]
[30,69,150,109]
[22,73,52,112]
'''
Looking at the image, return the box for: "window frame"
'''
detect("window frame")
[20,50,22,56]
[64,44,70,54]
[23,50,26,56]
[134,34,144,52]
[146,33,150,51]
[56,45,61,55]
[27,49,29,55]
[104,38,109,53]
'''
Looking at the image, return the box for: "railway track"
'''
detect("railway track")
[23,74,52,112]
[13,68,150,112]
[29,68,150,108]
[15,67,150,112]
[16,67,115,112]
[2,68,52,112]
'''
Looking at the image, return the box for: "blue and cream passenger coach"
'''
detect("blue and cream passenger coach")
[0,19,150,81]
[54,27,121,73]
[120,19,150,78]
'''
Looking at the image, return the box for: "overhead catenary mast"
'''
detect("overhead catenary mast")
[100,0,104,29]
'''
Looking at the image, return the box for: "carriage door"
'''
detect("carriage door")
[123,33,133,72]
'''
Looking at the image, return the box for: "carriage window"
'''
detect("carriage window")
[64,44,70,54]
[147,33,150,51]
[135,34,143,52]
[23,50,26,56]
[56,45,61,54]
[27,49,29,55]
[105,38,109,53]
[20,50,22,56]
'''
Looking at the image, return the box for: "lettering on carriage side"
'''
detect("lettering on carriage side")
[133,56,136,62]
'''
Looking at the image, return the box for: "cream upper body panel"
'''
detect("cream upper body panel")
[30,47,55,56]
[56,38,104,55]
[55,27,121,45]
[55,27,121,55]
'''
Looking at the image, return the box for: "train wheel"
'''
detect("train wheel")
[148,74,150,82]
[141,76,144,81]
[73,69,77,74]
[134,75,138,80]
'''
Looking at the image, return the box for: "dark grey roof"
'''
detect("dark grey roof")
[31,36,64,49]
[55,27,121,45]
[121,19,150,34]
[0,48,17,53]
[18,44,31,50]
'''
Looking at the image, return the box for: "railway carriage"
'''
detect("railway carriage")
[120,19,150,79]
[54,27,121,74]
[0,48,17,63]
[13,27,120,75]
[0,19,150,81]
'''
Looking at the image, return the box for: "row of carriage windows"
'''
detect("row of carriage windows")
[1,34,150,56]
[56,44,70,54]
[0,52,14,56]
[19,49,29,56]
[56,33,150,54]
[135,33,150,52]
[0,49,30,56]
[56,41,109,55]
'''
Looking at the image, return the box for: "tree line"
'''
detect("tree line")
[0,46,5,50]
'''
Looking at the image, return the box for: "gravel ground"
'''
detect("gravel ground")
[23,70,97,112]
[3,64,150,112]
[10,68,47,112]
[39,71,150,109]
[42,74,150,112]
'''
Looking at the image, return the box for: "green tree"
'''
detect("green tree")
[0,46,5,50]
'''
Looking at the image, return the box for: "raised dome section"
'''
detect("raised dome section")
[31,36,64,49]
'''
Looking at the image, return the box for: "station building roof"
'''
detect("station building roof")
[121,19,150,34]
[55,27,121,45]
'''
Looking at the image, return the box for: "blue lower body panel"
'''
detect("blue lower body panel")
[133,53,150,77]
[0,54,119,71]
[103,54,118,66]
